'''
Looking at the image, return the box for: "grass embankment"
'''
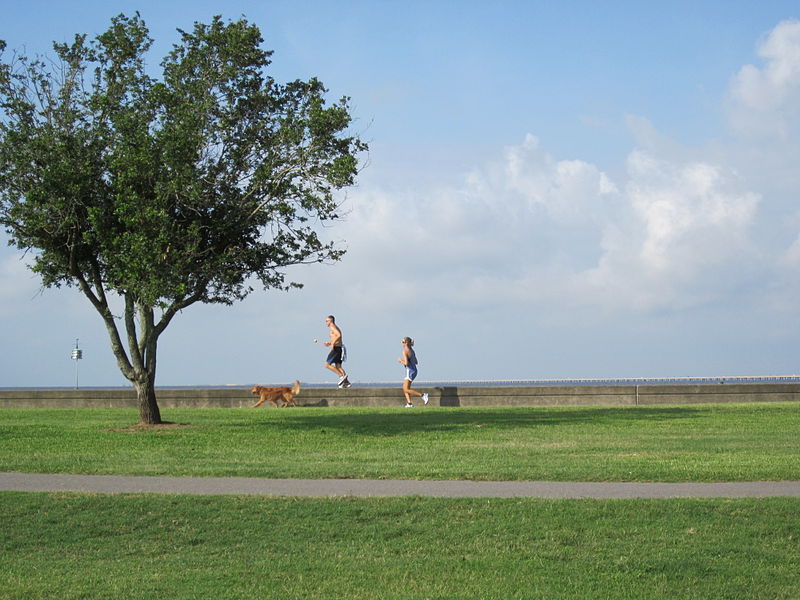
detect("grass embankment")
[1,404,798,481]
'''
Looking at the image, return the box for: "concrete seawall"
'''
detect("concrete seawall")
[2,383,799,408]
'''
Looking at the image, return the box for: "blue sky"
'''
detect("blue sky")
[2,1,800,387]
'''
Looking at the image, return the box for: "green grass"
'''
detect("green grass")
[3,405,799,598]
[1,492,798,599]
[1,403,799,481]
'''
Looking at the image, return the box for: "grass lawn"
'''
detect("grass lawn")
[1,492,798,599]
[1,403,799,481]
[2,404,799,599]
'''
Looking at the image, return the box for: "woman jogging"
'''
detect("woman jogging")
[397,336,429,407]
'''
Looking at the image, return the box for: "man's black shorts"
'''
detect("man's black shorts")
[326,345,344,365]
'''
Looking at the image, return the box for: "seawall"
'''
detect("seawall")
[2,383,799,408]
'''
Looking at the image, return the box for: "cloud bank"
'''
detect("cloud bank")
[314,19,800,328]
[334,132,764,317]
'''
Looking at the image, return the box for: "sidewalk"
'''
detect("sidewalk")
[2,472,800,498]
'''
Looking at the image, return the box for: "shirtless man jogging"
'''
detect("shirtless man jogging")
[315,315,351,388]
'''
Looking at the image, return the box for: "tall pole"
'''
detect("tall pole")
[71,339,83,390]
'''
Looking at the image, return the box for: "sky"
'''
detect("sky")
[1,0,800,387]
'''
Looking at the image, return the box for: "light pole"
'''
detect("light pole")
[71,339,83,389]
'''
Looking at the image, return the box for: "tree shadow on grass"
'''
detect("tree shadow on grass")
[245,406,709,436]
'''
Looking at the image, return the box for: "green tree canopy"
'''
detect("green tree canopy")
[0,14,367,423]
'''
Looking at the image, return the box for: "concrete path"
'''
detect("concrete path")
[2,472,800,498]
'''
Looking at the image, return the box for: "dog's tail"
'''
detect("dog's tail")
[292,380,301,395]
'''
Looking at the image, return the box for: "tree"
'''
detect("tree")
[0,14,367,424]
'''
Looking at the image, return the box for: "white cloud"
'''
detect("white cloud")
[728,19,800,138]
[327,135,618,310]
[629,152,757,272]
[581,150,760,311]
[503,134,618,224]
[326,130,763,316]
[719,19,800,325]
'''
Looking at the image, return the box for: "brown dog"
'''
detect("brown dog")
[250,380,301,407]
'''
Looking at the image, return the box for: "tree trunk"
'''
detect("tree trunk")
[134,374,162,425]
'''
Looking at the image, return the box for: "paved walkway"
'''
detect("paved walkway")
[2,472,800,498]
